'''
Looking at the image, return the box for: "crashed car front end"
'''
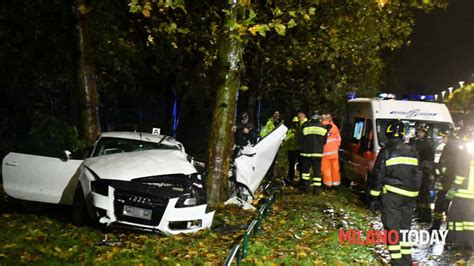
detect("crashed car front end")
[88,174,214,234]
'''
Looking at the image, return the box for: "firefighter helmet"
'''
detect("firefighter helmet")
[437,125,452,138]
[311,114,321,122]
[415,122,430,132]
[385,120,406,139]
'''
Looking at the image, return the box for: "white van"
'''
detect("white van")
[339,96,454,187]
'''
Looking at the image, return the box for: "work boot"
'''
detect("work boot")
[428,219,442,233]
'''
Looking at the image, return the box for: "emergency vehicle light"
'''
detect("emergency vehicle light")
[346,92,357,100]
[404,94,436,102]
[375,93,396,100]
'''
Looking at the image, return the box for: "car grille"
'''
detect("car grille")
[114,189,168,226]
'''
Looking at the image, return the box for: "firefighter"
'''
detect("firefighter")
[445,128,474,249]
[428,126,455,232]
[412,122,435,223]
[284,117,300,184]
[321,113,342,188]
[369,120,421,265]
[299,114,330,195]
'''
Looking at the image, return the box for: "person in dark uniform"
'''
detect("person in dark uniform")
[369,120,421,265]
[234,112,257,147]
[412,122,435,222]
[445,128,474,250]
[299,114,330,195]
[428,126,455,232]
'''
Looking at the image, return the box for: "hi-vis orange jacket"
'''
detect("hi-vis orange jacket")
[322,121,341,159]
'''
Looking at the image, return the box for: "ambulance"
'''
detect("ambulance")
[339,93,455,188]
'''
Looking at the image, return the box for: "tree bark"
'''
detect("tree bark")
[73,0,100,144]
[206,0,243,207]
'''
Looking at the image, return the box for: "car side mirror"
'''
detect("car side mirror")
[60,150,72,161]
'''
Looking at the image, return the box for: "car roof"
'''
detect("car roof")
[99,131,181,146]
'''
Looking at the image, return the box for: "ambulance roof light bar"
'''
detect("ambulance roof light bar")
[375,92,396,100]
[401,94,436,102]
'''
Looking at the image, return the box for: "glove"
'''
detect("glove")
[446,189,456,200]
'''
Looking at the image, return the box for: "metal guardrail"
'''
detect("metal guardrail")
[224,191,277,265]
[223,244,241,266]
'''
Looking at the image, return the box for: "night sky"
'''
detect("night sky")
[394,0,474,95]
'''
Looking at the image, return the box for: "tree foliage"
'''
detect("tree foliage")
[446,83,474,115]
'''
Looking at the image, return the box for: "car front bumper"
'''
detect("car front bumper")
[90,186,214,235]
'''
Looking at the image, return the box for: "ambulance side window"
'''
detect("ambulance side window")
[351,118,365,144]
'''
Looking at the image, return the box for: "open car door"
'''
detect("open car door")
[2,152,83,204]
[234,124,288,195]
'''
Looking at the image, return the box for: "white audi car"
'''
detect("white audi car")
[2,132,215,235]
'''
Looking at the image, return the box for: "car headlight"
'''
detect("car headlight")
[91,180,109,196]
[175,194,200,208]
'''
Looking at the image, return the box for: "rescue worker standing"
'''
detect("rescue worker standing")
[260,111,282,138]
[299,114,330,195]
[369,120,421,265]
[445,128,474,249]
[234,112,257,147]
[260,110,282,181]
[412,122,435,223]
[284,117,301,183]
[321,113,342,188]
[428,126,454,232]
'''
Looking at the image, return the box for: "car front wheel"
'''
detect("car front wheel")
[72,185,91,226]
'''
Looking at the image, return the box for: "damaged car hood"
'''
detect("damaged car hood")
[85,149,197,181]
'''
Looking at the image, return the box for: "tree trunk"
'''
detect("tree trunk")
[73,0,100,144]
[206,0,243,207]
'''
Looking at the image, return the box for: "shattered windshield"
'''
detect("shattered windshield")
[376,119,452,148]
[92,137,180,157]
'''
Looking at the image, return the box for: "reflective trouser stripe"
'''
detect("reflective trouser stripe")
[388,245,400,251]
[311,177,321,187]
[455,222,464,231]
[454,175,466,185]
[464,221,474,230]
[391,253,402,259]
[400,242,411,255]
[384,185,419,197]
[448,222,454,230]
[417,203,430,208]
[455,189,474,199]
[435,182,443,190]
[433,212,444,220]
[323,151,338,156]
[300,153,323,157]
[302,173,311,180]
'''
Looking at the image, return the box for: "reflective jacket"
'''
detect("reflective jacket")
[322,121,341,159]
[285,128,299,151]
[260,118,281,138]
[370,138,421,197]
[299,120,330,157]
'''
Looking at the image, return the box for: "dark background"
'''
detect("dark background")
[393,0,474,95]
